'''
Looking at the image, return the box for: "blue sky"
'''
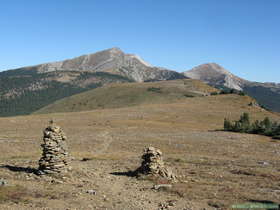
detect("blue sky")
[0,0,279,82]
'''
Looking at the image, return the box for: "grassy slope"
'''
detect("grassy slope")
[34,79,217,114]
[0,93,279,209]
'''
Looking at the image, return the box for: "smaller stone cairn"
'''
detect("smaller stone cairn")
[38,121,70,175]
[136,147,177,181]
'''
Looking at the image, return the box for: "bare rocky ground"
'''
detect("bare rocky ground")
[0,95,279,209]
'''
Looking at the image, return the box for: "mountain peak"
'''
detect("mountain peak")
[106,47,123,54]
[183,63,245,91]
[18,48,185,82]
[106,48,153,67]
[190,63,232,75]
[126,54,153,67]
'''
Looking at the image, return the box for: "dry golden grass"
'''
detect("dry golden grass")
[0,185,29,204]
[0,93,279,209]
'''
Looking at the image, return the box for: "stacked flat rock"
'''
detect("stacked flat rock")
[136,147,177,181]
[38,122,70,175]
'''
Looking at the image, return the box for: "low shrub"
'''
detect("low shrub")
[210,92,218,96]
[147,87,161,93]
[223,113,280,139]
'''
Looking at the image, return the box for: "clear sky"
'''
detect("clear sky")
[0,0,279,82]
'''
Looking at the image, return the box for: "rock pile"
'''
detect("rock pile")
[136,147,177,181]
[38,121,70,175]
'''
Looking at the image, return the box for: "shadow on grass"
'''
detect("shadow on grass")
[110,170,137,177]
[208,129,224,132]
[0,165,38,174]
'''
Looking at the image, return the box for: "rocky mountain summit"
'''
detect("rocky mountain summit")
[183,63,247,91]
[183,63,280,112]
[27,47,185,82]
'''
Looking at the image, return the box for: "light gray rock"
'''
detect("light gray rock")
[86,190,97,195]
[153,184,172,190]
[257,161,269,166]
[0,179,7,186]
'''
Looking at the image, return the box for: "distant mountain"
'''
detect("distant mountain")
[0,48,185,116]
[1,48,279,116]
[33,47,185,82]
[183,63,280,112]
[184,63,247,90]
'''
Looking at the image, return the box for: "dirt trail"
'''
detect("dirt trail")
[95,131,114,155]
[81,129,200,210]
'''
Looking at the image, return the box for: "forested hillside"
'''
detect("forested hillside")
[0,69,132,116]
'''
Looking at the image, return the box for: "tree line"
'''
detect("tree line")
[224,113,280,139]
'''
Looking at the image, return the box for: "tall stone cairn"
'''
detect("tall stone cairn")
[136,147,177,181]
[38,121,70,175]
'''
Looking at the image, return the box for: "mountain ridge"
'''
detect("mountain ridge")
[0,48,186,116]
[183,63,248,90]
[0,47,279,115]
[11,47,185,82]
[183,63,280,112]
